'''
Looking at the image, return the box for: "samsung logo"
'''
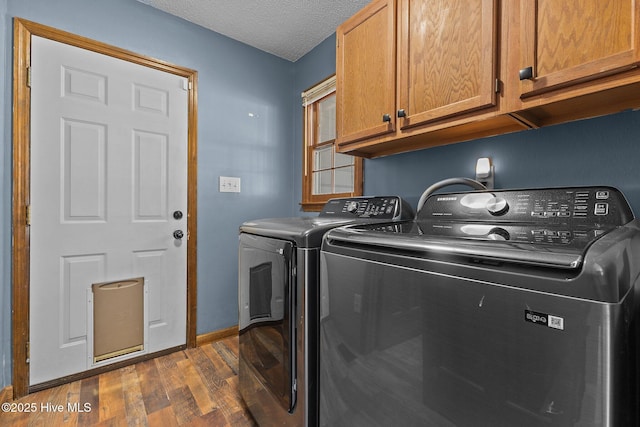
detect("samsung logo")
[436,196,458,202]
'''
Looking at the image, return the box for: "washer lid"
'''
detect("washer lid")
[325,223,586,269]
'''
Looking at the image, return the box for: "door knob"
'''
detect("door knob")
[397,109,406,118]
[173,210,183,220]
[382,114,391,122]
[173,230,184,240]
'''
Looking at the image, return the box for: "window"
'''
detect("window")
[301,75,363,211]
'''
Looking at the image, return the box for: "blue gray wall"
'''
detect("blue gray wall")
[362,112,640,210]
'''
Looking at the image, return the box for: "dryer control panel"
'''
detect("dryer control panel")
[321,196,414,221]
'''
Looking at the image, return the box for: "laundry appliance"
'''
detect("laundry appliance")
[238,196,413,426]
[320,186,640,427]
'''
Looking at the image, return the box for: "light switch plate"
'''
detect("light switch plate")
[219,176,241,193]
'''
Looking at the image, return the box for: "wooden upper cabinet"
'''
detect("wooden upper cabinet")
[397,0,498,129]
[336,0,517,156]
[335,0,640,157]
[336,0,396,146]
[518,0,640,98]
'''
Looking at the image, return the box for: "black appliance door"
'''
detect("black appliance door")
[239,233,296,412]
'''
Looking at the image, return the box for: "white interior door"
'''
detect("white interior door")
[29,35,188,385]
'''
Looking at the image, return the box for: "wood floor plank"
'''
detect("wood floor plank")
[227,406,258,427]
[185,347,227,390]
[155,350,187,398]
[121,365,148,427]
[50,381,77,426]
[184,348,233,417]
[201,343,235,379]
[224,375,254,419]
[146,405,179,427]
[212,341,239,376]
[78,376,100,425]
[3,336,257,426]
[23,387,59,427]
[63,379,82,425]
[135,359,170,416]
[187,408,228,427]
[220,336,239,355]
[98,368,125,422]
[92,416,124,427]
[166,385,200,425]
[175,357,217,415]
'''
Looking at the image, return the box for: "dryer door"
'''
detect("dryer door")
[239,233,296,412]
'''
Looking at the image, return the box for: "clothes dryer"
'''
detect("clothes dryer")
[239,196,413,427]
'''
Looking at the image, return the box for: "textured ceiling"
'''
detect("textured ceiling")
[136,0,370,62]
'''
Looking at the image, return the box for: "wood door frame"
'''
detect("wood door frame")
[12,18,198,398]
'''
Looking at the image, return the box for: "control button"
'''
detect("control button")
[486,196,509,216]
[594,203,609,216]
[346,201,359,213]
[596,191,610,200]
[487,227,510,241]
[574,205,588,211]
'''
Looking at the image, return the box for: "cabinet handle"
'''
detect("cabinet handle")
[519,66,534,81]
[397,109,406,118]
[382,114,391,122]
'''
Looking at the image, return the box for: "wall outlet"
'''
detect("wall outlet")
[219,176,241,193]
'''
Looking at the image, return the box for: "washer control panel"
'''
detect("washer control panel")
[419,187,633,227]
[320,196,414,220]
[415,187,634,247]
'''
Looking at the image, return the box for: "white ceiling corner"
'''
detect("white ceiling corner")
[136,0,370,62]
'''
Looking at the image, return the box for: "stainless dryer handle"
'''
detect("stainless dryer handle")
[326,229,583,269]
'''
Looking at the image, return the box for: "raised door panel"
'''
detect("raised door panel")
[336,0,396,146]
[519,0,640,98]
[397,0,497,128]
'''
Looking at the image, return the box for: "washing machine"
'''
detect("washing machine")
[238,196,413,427]
[320,186,640,427]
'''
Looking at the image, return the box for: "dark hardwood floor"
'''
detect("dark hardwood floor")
[1,336,257,426]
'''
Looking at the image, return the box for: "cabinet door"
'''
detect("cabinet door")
[336,0,396,146]
[397,0,498,129]
[519,0,640,98]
